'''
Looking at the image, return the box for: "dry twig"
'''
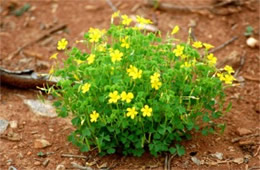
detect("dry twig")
[234,51,246,77]
[164,154,168,170]
[71,162,93,170]
[167,154,175,170]
[209,36,238,53]
[254,145,260,157]
[243,75,260,82]
[145,0,243,13]
[61,154,89,159]
[105,0,118,12]
[232,133,260,143]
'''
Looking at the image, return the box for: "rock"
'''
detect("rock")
[228,146,235,152]
[6,159,12,166]
[236,127,252,136]
[42,159,50,167]
[9,120,18,129]
[8,166,17,170]
[84,5,100,10]
[191,156,201,165]
[246,37,259,48]
[4,132,21,141]
[233,157,244,164]
[24,99,57,117]
[0,119,9,134]
[34,161,41,166]
[17,153,23,159]
[34,139,51,149]
[239,140,255,146]
[210,152,223,160]
[56,164,65,170]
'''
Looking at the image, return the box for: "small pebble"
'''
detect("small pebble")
[56,164,65,170]
[34,161,41,166]
[9,120,18,129]
[42,159,50,167]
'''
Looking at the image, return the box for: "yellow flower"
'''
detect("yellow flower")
[150,72,160,82]
[120,36,130,49]
[132,69,142,79]
[88,28,106,43]
[181,54,187,60]
[90,111,99,122]
[127,65,135,75]
[217,73,225,81]
[121,15,132,26]
[224,74,236,84]
[203,43,214,50]
[173,45,184,57]
[112,11,120,18]
[74,59,84,65]
[126,107,138,119]
[136,15,153,24]
[192,41,203,48]
[181,62,191,68]
[141,105,152,117]
[171,25,179,35]
[97,43,107,52]
[108,91,120,104]
[50,53,58,60]
[110,49,123,63]
[207,53,217,66]
[87,54,95,65]
[57,38,68,50]
[82,83,91,93]
[224,65,234,74]
[49,66,54,74]
[121,91,134,103]
[151,79,162,90]
[127,65,142,79]
[89,32,101,43]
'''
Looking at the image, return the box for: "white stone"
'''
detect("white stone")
[24,99,57,117]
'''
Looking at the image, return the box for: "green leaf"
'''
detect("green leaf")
[176,144,185,156]
[107,148,116,154]
[244,26,254,36]
[202,114,210,123]
[154,133,160,139]
[212,111,222,119]
[59,106,68,117]
[158,127,165,135]
[218,123,226,134]
[82,127,91,137]
[201,127,209,136]
[71,117,80,126]
[53,101,61,107]
[103,135,111,142]
[37,151,46,157]
[169,147,176,154]
[226,102,232,112]
[80,145,89,152]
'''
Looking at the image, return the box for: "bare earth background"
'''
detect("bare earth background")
[0,0,259,169]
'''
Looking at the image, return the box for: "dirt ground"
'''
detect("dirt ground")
[0,0,260,169]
